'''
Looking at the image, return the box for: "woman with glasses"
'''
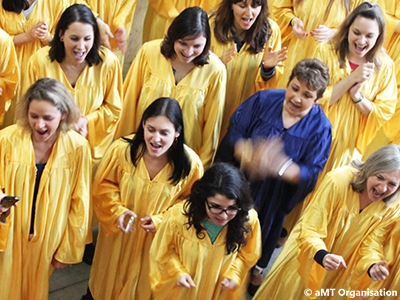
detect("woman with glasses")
[149,163,261,300]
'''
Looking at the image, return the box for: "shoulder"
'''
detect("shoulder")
[309,105,332,128]
[31,46,51,61]
[99,46,120,65]
[268,18,280,34]
[141,39,163,52]
[184,144,202,167]
[325,166,355,188]
[63,130,90,145]
[206,51,226,71]
[252,89,285,107]
[0,125,23,143]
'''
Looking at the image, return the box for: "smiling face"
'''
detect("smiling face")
[205,193,239,226]
[173,35,207,64]
[232,0,262,33]
[60,21,94,64]
[363,170,400,203]
[28,99,64,143]
[143,115,180,159]
[347,16,380,62]
[283,77,319,119]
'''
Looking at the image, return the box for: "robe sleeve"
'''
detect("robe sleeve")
[115,45,147,138]
[349,219,394,291]
[272,0,296,44]
[53,140,92,264]
[198,63,226,168]
[150,205,189,294]
[147,0,180,19]
[0,30,19,123]
[92,139,128,235]
[296,173,341,292]
[86,50,123,159]
[222,209,261,285]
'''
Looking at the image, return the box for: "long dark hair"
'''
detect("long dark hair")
[49,4,102,66]
[330,1,385,69]
[122,97,191,184]
[161,6,211,67]
[183,163,253,254]
[2,0,28,13]
[212,0,271,54]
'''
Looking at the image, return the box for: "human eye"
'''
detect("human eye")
[70,36,79,41]
[178,40,186,46]
[84,36,92,41]
[44,116,55,121]
[29,114,38,119]
[353,30,360,36]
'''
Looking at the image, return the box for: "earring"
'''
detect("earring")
[172,137,178,148]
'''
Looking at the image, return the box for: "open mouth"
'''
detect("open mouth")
[73,51,86,59]
[150,142,162,151]
[372,188,383,199]
[241,17,253,25]
[354,44,367,53]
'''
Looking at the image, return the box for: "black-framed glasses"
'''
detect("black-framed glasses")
[206,200,241,216]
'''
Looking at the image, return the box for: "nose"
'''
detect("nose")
[153,132,161,142]
[36,118,45,129]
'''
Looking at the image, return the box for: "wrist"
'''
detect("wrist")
[352,93,364,104]
[278,158,293,177]
[290,17,298,27]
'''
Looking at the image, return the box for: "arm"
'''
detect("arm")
[273,0,297,42]
[85,50,123,159]
[115,45,147,138]
[92,140,129,235]
[149,206,190,294]
[198,63,227,168]
[222,209,261,286]
[53,141,92,265]
[13,21,49,47]
[0,31,19,120]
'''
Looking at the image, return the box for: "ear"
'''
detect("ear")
[315,93,324,104]
[175,131,180,138]
[59,30,64,42]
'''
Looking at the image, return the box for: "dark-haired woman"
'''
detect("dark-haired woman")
[149,163,261,300]
[210,0,287,139]
[23,3,122,168]
[116,6,226,169]
[83,98,203,300]
[273,0,363,88]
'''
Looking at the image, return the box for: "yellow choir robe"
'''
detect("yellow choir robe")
[351,215,400,300]
[88,136,203,300]
[313,42,397,176]
[85,0,137,61]
[149,201,261,300]
[0,125,91,300]
[142,0,220,43]
[23,46,122,164]
[253,166,400,300]
[209,16,283,139]
[115,39,226,169]
[272,0,363,88]
[0,29,19,126]
[363,0,400,152]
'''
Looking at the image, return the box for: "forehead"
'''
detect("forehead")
[144,115,175,129]
[350,16,380,33]
[373,170,400,183]
[290,77,318,94]
[177,35,206,43]
[28,99,59,113]
[208,193,237,206]
[64,22,94,34]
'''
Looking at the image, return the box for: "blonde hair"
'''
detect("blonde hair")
[16,78,80,132]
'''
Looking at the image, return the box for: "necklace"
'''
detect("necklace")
[172,67,189,84]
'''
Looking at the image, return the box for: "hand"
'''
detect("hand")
[310,25,335,42]
[29,21,49,42]
[0,193,18,214]
[140,216,156,233]
[116,210,137,233]
[292,18,308,40]
[262,46,288,69]
[74,115,88,138]
[115,27,127,54]
[221,278,238,290]
[51,257,70,269]
[322,253,347,271]
[96,18,113,50]
[369,261,389,281]
[176,274,196,288]
[220,43,237,65]
[351,62,375,84]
